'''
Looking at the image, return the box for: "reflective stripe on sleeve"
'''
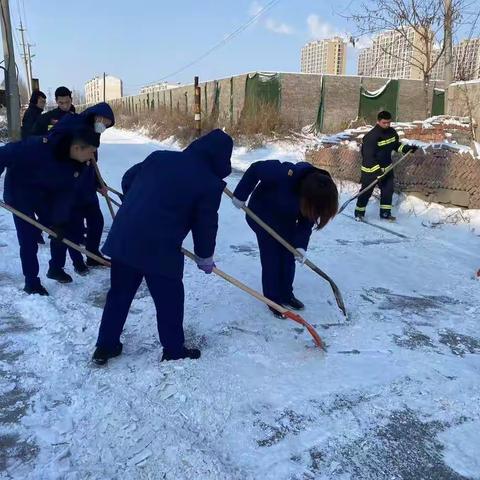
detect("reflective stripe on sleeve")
[361,164,381,173]
[377,137,396,147]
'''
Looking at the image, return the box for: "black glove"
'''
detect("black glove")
[50,225,66,242]
[403,145,418,154]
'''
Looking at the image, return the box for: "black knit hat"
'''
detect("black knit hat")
[55,86,72,99]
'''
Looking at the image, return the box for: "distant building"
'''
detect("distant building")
[301,37,347,75]
[453,38,480,80]
[357,48,374,77]
[140,82,182,94]
[428,39,480,81]
[85,75,123,104]
[356,27,431,79]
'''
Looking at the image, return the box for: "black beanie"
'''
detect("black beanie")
[55,86,72,99]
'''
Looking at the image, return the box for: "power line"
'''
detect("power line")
[130,0,282,88]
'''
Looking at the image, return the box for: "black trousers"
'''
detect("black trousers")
[355,171,394,218]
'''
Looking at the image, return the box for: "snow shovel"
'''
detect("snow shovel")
[105,185,123,200]
[107,195,122,208]
[181,248,325,350]
[1,200,325,349]
[0,200,111,267]
[91,157,116,220]
[338,151,413,214]
[224,187,347,318]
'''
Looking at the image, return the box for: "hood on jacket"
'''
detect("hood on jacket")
[184,129,233,179]
[80,102,115,128]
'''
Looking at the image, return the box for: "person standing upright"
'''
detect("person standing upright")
[21,90,47,139]
[355,111,417,222]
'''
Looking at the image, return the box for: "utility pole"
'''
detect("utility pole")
[1,0,21,140]
[27,42,34,91]
[103,72,106,102]
[194,76,201,137]
[17,20,31,97]
[444,0,453,114]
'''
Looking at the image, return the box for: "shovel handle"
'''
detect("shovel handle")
[181,247,325,350]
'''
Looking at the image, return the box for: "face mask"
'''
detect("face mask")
[94,122,107,134]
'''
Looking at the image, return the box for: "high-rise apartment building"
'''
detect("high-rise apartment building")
[301,37,347,75]
[427,39,480,81]
[454,38,480,80]
[356,27,430,79]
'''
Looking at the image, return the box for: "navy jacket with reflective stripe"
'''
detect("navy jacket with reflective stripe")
[361,124,404,171]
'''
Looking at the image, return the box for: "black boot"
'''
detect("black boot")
[47,267,73,284]
[380,213,397,222]
[284,296,305,311]
[268,306,284,319]
[161,347,201,362]
[23,283,49,296]
[86,255,108,268]
[92,343,123,366]
[74,262,89,276]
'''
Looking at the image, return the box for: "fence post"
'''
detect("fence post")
[194,76,202,137]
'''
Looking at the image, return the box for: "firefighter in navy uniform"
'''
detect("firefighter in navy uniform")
[355,111,418,221]
[31,86,75,135]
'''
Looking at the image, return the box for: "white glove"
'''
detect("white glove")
[232,197,246,209]
[295,248,307,264]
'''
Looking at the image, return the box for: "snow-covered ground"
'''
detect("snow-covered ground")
[1,128,480,480]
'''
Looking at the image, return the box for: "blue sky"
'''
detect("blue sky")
[9,0,474,99]
[9,0,368,97]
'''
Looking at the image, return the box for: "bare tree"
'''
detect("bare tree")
[451,10,480,153]
[345,0,471,117]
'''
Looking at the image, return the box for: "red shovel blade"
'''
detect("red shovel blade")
[283,311,326,351]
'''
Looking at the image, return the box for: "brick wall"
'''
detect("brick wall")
[307,147,480,209]
[81,72,446,132]
[279,73,322,128]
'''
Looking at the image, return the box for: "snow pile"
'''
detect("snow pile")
[1,128,480,479]
[304,115,475,157]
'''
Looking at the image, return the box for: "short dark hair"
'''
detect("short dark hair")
[55,86,72,99]
[377,111,392,121]
[71,127,100,148]
[30,90,46,105]
[299,170,339,230]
